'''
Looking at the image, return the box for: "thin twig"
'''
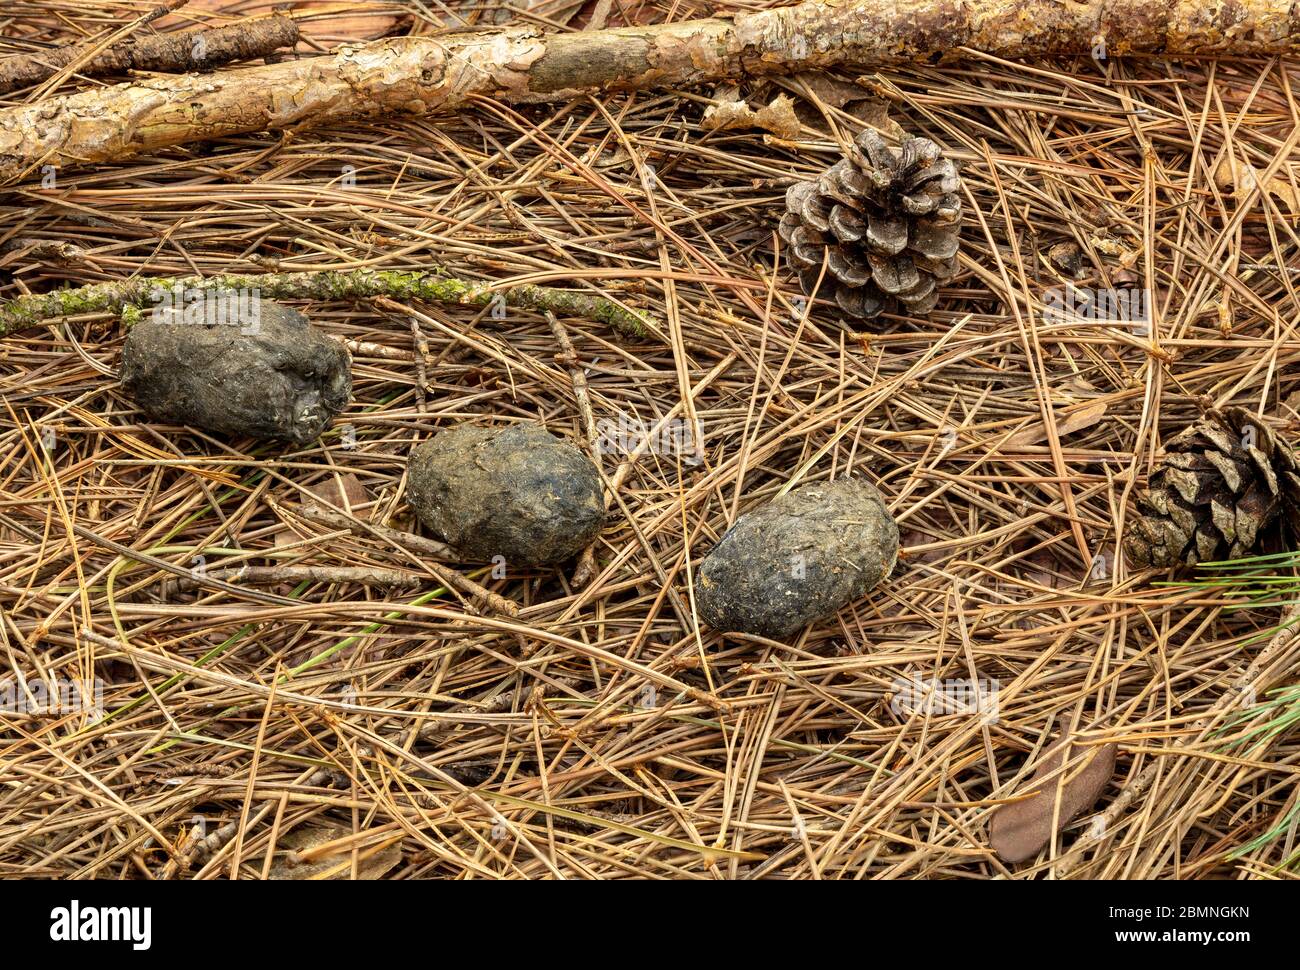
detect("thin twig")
[0,269,654,340]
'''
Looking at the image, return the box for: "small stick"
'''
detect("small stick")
[0,14,300,96]
[337,337,414,361]
[168,564,425,592]
[295,501,457,561]
[418,674,583,737]
[546,311,599,446]
[273,496,519,617]
[419,561,519,618]
[409,315,430,415]
[16,0,185,101]
[546,311,602,588]
[1,239,88,264]
[0,269,654,341]
[163,819,239,878]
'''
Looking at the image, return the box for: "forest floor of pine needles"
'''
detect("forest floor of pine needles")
[2,0,1300,879]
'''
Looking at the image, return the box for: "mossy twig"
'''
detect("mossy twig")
[0,269,655,340]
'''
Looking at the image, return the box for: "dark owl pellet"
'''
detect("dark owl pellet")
[407,422,605,566]
[119,298,351,444]
[695,478,898,639]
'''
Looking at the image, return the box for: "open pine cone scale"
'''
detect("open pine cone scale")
[779,130,964,322]
[1124,407,1300,569]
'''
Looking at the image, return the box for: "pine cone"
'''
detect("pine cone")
[778,130,963,321]
[1124,407,1300,569]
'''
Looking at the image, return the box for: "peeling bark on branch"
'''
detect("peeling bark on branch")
[2,0,1299,183]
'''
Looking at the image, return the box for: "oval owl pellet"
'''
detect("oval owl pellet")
[120,298,351,444]
[695,478,899,639]
[406,422,605,566]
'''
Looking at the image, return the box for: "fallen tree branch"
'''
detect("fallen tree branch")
[4,0,1298,183]
[0,268,654,340]
[0,14,300,95]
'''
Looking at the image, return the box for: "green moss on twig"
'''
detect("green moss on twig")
[0,269,657,341]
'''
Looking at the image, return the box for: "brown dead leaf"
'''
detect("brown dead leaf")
[1047,241,1084,279]
[794,73,875,109]
[1004,400,1107,448]
[305,472,371,511]
[843,98,901,133]
[1091,236,1125,257]
[702,92,801,140]
[1214,152,1300,216]
[275,472,371,551]
[269,825,402,880]
[1018,552,1073,591]
[899,507,963,565]
[792,73,902,137]
[989,717,1117,864]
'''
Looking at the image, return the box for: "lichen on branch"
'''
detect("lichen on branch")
[0,269,655,340]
